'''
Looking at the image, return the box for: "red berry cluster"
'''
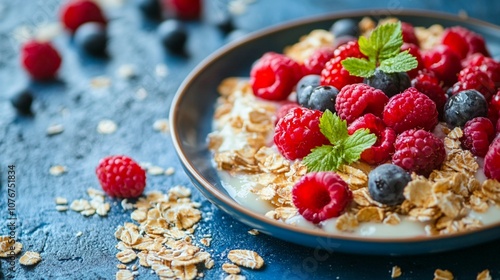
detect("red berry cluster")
[248,20,500,223]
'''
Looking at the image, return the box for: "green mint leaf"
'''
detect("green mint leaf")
[302,145,343,172]
[319,110,349,144]
[341,58,376,78]
[370,22,403,60]
[358,35,376,58]
[379,51,418,73]
[342,128,377,164]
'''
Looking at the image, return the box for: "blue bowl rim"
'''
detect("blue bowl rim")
[170,9,500,246]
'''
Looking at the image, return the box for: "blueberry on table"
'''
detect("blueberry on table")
[216,16,235,35]
[368,164,411,205]
[158,19,187,54]
[330,18,359,38]
[364,68,411,97]
[10,90,34,115]
[443,89,488,127]
[137,0,162,19]
[74,22,108,56]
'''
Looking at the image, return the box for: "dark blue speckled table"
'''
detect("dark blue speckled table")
[1,0,500,279]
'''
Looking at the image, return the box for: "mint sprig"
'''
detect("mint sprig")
[341,21,418,78]
[303,110,377,172]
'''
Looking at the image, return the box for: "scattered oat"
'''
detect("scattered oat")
[91,76,112,89]
[476,269,492,280]
[227,249,264,269]
[117,263,127,269]
[165,167,175,176]
[117,64,136,79]
[434,269,454,280]
[116,249,137,264]
[19,251,41,266]
[55,205,69,212]
[224,275,246,280]
[228,0,248,15]
[222,263,241,274]
[147,166,164,176]
[35,22,62,42]
[155,64,169,77]
[97,119,118,134]
[153,119,170,133]
[0,236,22,257]
[76,231,83,237]
[135,88,148,100]
[391,266,402,278]
[121,199,135,210]
[200,237,212,247]
[248,229,259,235]
[46,124,64,136]
[49,165,67,176]
[116,269,134,280]
[55,197,68,205]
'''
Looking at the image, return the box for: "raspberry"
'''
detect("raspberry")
[422,45,462,86]
[411,70,447,116]
[484,136,500,180]
[489,107,499,128]
[383,87,438,134]
[275,102,300,124]
[347,114,396,164]
[162,0,201,20]
[464,53,500,86]
[302,46,336,75]
[461,117,495,157]
[335,83,389,124]
[250,52,302,101]
[20,40,62,80]
[392,129,446,176]
[401,43,424,79]
[401,22,419,46]
[96,155,146,198]
[292,172,352,223]
[320,41,365,90]
[60,0,107,33]
[491,90,500,112]
[441,26,489,59]
[274,107,329,160]
[451,66,496,100]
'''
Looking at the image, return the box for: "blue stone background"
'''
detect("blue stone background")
[1,0,500,279]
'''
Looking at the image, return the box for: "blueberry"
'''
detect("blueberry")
[296,74,321,105]
[216,16,235,35]
[10,90,34,115]
[74,22,108,56]
[364,69,411,97]
[137,0,162,19]
[158,19,187,54]
[330,19,359,38]
[368,164,411,206]
[300,85,338,112]
[443,89,488,127]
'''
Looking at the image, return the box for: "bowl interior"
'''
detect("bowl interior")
[170,10,500,254]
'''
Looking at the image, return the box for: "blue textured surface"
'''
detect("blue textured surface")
[1,0,500,279]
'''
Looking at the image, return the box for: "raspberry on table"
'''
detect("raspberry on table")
[96,155,146,198]
[20,40,62,80]
[250,52,303,101]
[461,117,495,157]
[292,172,352,223]
[451,66,496,101]
[320,41,365,90]
[60,0,107,33]
[302,46,336,75]
[274,107,329,160]
[347,113,396,164]
[484,136,500,181]
[392,129,446,177]
[382,87,438,134]
[443,89,488,127]
[441,26,490,59]
[422,44,462,86]
[368,164,411,206]
[335,83,389,124]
